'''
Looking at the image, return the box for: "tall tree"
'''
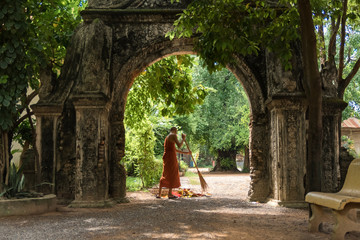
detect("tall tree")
[175,64,250,171]
[0,0,86,192]
[1,0,33,191]
[297,0,322,192]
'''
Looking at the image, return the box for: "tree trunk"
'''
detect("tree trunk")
[298,0,323,193]
[0,131,10,191]
[213,149,238,172]
[0,132,5,191]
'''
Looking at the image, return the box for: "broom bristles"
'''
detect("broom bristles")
[184,139,209,193]
[198,170,208,192]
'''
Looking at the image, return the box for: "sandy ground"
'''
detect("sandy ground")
[0,172,359,240]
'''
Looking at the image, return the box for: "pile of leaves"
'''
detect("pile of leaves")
[175,188,209,198]
[153,188,210,198]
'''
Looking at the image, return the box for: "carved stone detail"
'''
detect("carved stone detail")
[267,97,307,205]
[321,98,347,193]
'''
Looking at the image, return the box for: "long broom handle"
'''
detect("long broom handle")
[184,139,200,172]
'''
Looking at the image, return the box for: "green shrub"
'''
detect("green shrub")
[0,163,25,198]
[341,136,359,158]
[179,160,188,172]
[196,157,212,168]
[220,157,236,170]
[124,121,162,188]
[126,176,142,192]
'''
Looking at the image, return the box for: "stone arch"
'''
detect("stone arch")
[32,3,318,207]
[109,36,270,203]
[110,38,267,118]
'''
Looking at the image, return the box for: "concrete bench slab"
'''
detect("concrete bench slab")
[305,159,360,239]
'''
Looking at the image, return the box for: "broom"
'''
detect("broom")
[184,139,209,193]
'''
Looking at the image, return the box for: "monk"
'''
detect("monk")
[157,127,191,199]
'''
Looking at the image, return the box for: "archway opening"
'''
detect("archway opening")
[122,53,253,198]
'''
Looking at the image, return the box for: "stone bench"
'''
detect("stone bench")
[305,158,360,239]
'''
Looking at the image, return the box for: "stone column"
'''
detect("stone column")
[266,97,307,207]
[32,104,63,194]
[69,94,114,207]
[248,115,270,202]
[321,98,347,192]
[109,120,127,203]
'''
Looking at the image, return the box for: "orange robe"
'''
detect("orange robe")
[159,136,181,188]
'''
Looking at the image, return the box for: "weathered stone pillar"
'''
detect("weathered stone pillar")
[109,120,127,203]
[248,115,270,202]
[266,97,307,207]
[32,104,62,194]
[321,98,347,192]
[69,94,114,207]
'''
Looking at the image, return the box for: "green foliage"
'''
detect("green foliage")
[123,120,162,188]
[153,119,174,157]
[179,160,188,172]
[13,119,34,147]
[0,0,86,131]
[0,163,25,198]
[196,157,213,168]
[174,62,250,170]
[26,0,87,77]
[341,28,360,119]
[341,135,358,158]
[125,55,209,128]
[309,0,360,120]
[220,157,237,170]
[176,64,250,155]
[0,0,31,130]
[124,55,211,188]
[1,0,86,195]
[126,176,143,192]
[169,0,300,72]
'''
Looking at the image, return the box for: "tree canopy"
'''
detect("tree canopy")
[1,0,86,192]
[169,0,299,71]
[0,0,86,131]
[174,64,250,171]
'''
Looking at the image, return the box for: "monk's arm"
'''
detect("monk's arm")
[176,149,191,155]
[173,135,184,148]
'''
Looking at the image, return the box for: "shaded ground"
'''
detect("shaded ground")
[0,172,359,239]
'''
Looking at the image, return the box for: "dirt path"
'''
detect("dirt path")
[0,173,358,239]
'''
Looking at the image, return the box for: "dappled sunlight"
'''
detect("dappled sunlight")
[141,232,228,239]
[193,204,286,216]
[0,173,336,240]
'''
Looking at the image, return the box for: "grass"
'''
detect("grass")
[126,176,143,192]
[184,171,198,177]
[184,171,200,185]
[127,171,202,192]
